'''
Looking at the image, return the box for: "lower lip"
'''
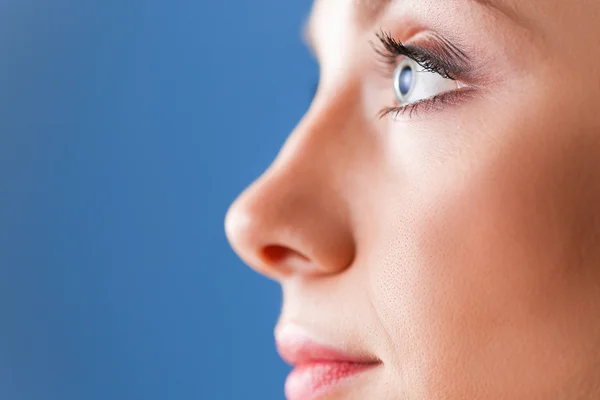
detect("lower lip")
[285,361,377,400]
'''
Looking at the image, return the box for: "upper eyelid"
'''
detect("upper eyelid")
[372,33,453,77]
[372,31,473,80]
[374,30,468,63]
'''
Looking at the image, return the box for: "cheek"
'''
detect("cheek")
[368,113,600,396]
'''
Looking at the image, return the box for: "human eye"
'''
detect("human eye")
[373,31,477,119]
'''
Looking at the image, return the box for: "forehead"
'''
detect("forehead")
[352,0,392,21]
[307,0,387,37]
[306,0,528,44]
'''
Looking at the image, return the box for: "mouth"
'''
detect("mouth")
[275,324,382,400]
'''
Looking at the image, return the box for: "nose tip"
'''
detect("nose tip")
[224,195,290,279]
[224,191,306,279]
[224,172,356,281]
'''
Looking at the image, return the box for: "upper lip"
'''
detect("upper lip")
[275,323,381,366]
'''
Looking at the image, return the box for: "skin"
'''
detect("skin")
[225,0,600,398]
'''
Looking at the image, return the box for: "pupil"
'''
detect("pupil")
[398,66,413,96]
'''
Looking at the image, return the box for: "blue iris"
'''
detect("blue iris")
[398,66,413,96]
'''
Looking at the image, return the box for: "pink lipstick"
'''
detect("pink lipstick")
[276,324,381,400]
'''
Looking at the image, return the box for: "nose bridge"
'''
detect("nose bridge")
[275,79,366,187]
[281,84,356,168]
[225,85,361,279]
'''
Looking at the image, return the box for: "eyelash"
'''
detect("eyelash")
[379,91,465,119]
[374,31,456,79]
[373,31,469,119]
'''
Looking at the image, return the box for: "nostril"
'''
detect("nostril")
[262,245,310,265]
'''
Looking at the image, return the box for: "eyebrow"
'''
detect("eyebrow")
[361,0,524,24]
[470,0,525,26]
[303,0,525,51]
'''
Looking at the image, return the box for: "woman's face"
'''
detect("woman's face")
[226,0,600,398]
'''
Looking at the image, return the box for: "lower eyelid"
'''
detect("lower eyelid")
[380,87,478,120]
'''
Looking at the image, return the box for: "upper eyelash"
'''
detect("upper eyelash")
[373,31,463,80]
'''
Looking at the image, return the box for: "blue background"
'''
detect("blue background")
[0,1,316,399]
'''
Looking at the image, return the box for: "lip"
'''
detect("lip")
[276,324,381,400]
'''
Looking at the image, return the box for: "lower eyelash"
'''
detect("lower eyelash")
[379,96,442,119]
[378,88,476,119]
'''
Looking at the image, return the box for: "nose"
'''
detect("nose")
[224,106,357,280]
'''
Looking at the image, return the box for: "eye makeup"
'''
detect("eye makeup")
[374,31,472,80]
[373,31,480,118]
